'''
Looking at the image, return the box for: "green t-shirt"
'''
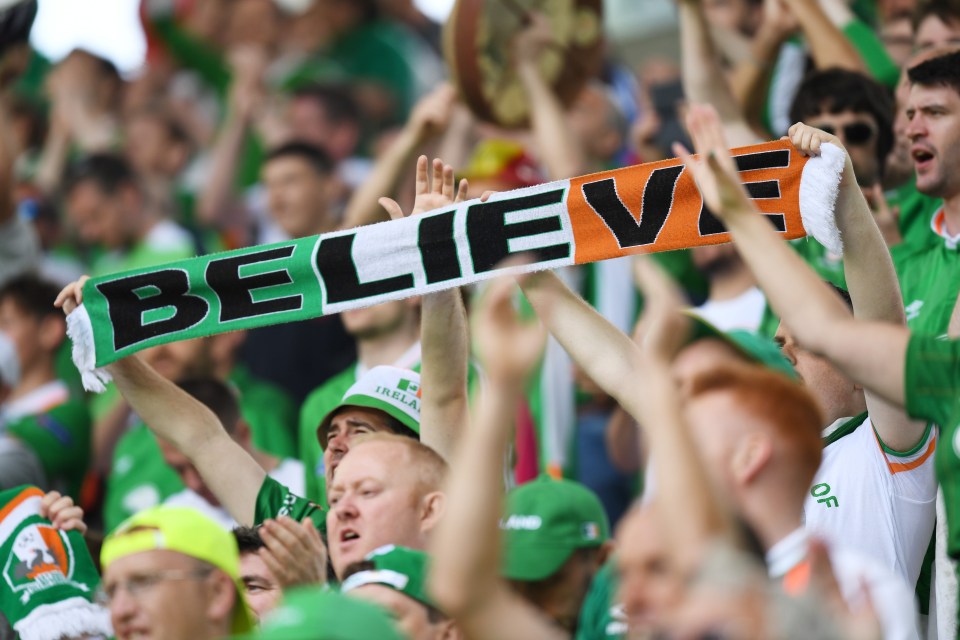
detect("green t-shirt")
[889,183,941,249]
[892,228,960,337]
[104,424,184,532]
[298,366,359,502]
[254,475,327,534]
[576,561,626,640]
[230,365,298,459]
[904,333,960,624]
[90,221,195,278]
[6,397,91,498]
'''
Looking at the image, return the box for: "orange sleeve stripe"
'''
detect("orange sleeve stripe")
[886,437,937,475]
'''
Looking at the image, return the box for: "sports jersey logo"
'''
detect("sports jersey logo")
[500,515,542,530]
[3,523,81,603]
[905,300,924,322]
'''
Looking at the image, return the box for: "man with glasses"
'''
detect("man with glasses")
[786,68,895,287]
[100,505,254,640]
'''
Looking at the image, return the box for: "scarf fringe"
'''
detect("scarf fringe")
[13,597,112,640]
[799,142,846,257]
[66,305,112,393]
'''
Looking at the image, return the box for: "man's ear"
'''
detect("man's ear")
[438,618,464,640]
[731,433,772,485]
[419,490,446,533]
[205,569,238,628]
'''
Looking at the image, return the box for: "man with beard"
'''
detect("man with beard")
[891,51,960,337]
[297,299,421,501]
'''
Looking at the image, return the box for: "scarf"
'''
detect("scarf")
[68,140,845,391]
[0,486,111,640]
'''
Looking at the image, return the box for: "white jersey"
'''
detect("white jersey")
[768,528,920,640]
[803,414,937,588]
[689,286,766,333]
[165,458,305,530]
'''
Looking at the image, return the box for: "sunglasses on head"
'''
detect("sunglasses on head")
[811,122,877,146]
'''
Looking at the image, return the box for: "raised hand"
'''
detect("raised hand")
[378,156,468,220]
[258,516,327,588]
[472,268,546,385]
[633,257,692,364]
[673,104,753,218]
[408,83,458,140]
[40,491,87,535]
[53,275,90,316]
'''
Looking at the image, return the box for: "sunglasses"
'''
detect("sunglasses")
[810,122,877,146]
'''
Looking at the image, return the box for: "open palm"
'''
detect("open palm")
[379,155,468,220]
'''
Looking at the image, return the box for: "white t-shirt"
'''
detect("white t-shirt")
[804,415,938,589]
[165,458,306,530]
[767,527,920,640]
[690,286,766,332]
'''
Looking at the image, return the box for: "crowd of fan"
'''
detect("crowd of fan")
[1,0,960,638]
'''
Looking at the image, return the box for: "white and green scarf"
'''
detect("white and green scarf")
[68,141,845,391]
[0,486,110,640]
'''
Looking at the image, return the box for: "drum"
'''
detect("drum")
[444,0,604,128]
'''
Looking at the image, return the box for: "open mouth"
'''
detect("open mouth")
[340,529,360,543]
[912,146,935,168]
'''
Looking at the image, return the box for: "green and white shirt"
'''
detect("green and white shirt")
[804,413,937,589]
[893,208,960,338]
[905,334,960,627]
[254,475,326,534]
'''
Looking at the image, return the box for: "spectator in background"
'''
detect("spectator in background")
[0,275,89,495]
[61,154,195,278]
[161,377,303,530]
[914,0,960,51]
[342,545,462,640]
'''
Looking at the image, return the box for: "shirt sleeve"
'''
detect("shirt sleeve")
[254,475,327,535]
[904,334,960,428]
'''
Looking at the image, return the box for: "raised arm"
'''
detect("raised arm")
[674,105,908,405]
[781,0,866,72]
[378,157,470,460]
[339,84,458,230]
[428,273,564,640]
[677,0,759,146]
[55,280,266,525]
[196,46,266,232]
[816,126,925,450]
[513,12,587,180]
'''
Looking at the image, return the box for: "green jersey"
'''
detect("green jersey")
[6,396,91,498]
[254,475,326,534]
[889,182,941,249]
[230,365,297,459]
[91,220,195,278]
[104,424,184,532]
[576,561,626,640]
[904,334,960,625]
[893,211,960,337]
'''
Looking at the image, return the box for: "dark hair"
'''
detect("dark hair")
[789,69,894,179]
[264,141,335,176]
[233,526,265,554]
[62,153,139,197]
[0,274,62,321]
[291,84,361,127]
[342,560,447,623]
[908,50,960,96]
[175,377,241,435]
[912,0,960,30]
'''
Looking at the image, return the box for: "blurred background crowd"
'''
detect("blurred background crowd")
[0,0,959,638]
